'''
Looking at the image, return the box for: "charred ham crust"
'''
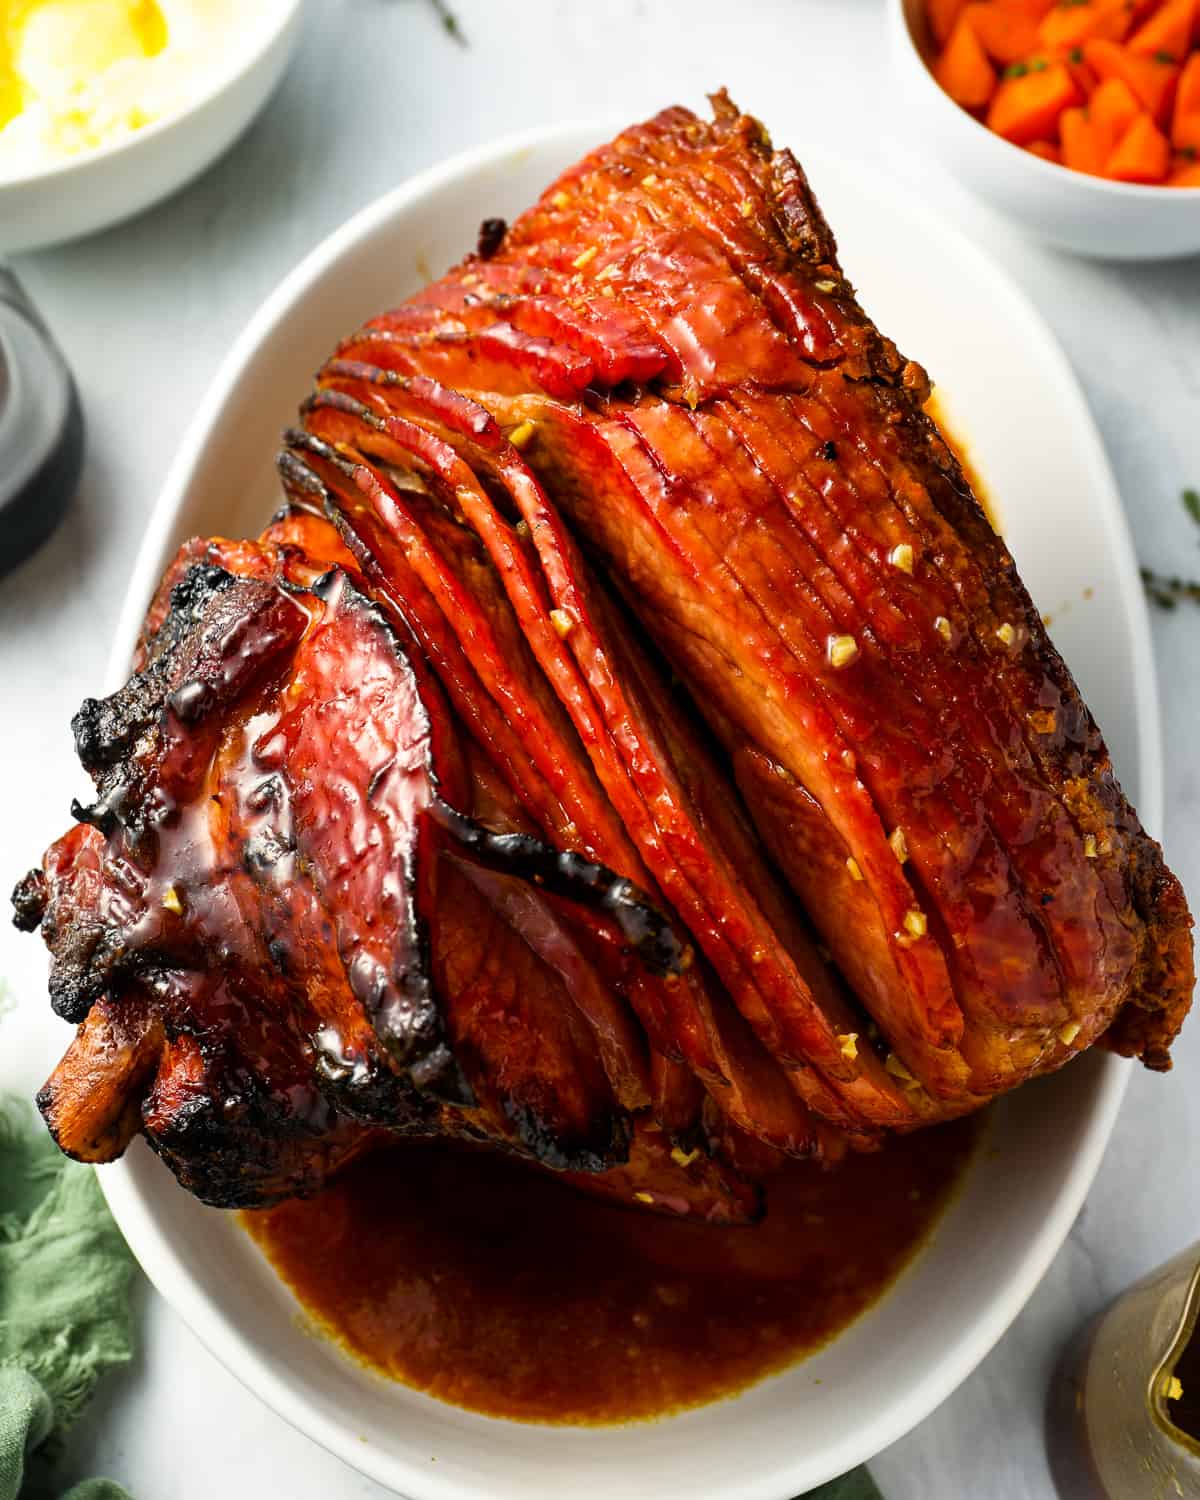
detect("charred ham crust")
[11,867,48,931]
[477,217,507,260]
[1100,835,1195,1070]
[139,1029,371,1209]
[429,799,688,980]
[75,562,240,778]
[34,571,310,1022]
[502,1097,628,1175]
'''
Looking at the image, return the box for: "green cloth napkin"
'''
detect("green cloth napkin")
[808,1471,883,1499]
[0,1093,134,1500]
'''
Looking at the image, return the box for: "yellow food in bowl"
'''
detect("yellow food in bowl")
[0,0,238,177]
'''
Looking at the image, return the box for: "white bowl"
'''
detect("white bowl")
[889,0,1200,260]
[96,120,1157,1499]
[0,0,303,254]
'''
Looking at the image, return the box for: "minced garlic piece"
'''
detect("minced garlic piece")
[1166,1375,1184,1402]
[841,749,856,771]
[889,827,909,864]
[828,634,859,670]
[551,190,571,209]
[670,1145,700,1168]
[996,622,1017,647]
[640,173,659,188]
[508,420,536,450]
[515,518,531,538]
[571,245,598,270]
[1028,709,1057,734]
[889,543,914,574]
[838,1032,859,1061]
[549,608,575,638]
[161,884,183,916]
[814,279,837,293]
[903,908,927,940]
[739,198,753,217]
[935,616,952,642]
[1059,1021,1081,1046]
[885,1053,916,1083]
[846,856,864,883]
[1083,835,1098,859]
[634,1191,654,1204]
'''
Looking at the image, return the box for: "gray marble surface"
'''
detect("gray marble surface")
[1,2,1198,1495]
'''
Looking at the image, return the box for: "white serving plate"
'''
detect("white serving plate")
[95,120,1156,1500]
[0,0,303,254]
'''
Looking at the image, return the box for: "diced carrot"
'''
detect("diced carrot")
[1128,0,1196,60]
[963,1,1043,61]
[1105,108,1172,178]
[986,60,1082,140]
[1038,0,1135,50]
[930,0,969,44]
[1173,53,1200,149]
[1026,138,1064,159]
[1065,54,1100,96]
[1061,105,1106,169]
[935,15,998,107]
[1090,73,1143,152]
[1166,157,1200,183]
[1084,38,1181,122]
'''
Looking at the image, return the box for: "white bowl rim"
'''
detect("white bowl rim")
[0,0,304,191]
[95,117,1151,1496]
[887,0,1200,203]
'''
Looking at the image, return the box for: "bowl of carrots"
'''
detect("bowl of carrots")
[890,0,1200,258]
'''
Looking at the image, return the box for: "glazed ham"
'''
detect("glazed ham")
[14,95,1193,1215]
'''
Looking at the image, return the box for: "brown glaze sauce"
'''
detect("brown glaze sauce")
[243,1114,982,1424]
[925,390,999,532]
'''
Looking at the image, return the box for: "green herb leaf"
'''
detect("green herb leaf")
[1005,61,1030,77]
[1183,488,1200,529]
[1153,49,1177,64]
[425,0,467,46]
[1069,47,1083,63]
[1142,565,1200,610]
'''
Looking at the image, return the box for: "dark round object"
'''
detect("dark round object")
[0,268,84,579]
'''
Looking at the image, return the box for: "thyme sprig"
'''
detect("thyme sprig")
[426,0,467,46]
[1143,491,1200,610]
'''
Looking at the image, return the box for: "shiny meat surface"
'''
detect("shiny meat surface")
[14,94,1193,1218]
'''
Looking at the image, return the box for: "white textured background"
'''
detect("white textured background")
[1,3,1198,1496]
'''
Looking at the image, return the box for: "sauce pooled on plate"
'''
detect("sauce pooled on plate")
[243,1115,981,1425]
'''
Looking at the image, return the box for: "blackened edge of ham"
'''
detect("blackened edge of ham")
[17,536,707,1206]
